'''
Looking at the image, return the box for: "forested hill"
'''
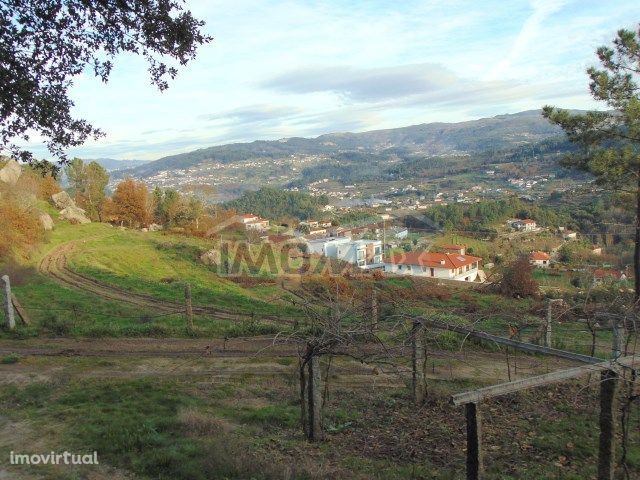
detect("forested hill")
[124,110,567,178]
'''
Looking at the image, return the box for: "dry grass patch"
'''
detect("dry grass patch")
[178,408,235,437]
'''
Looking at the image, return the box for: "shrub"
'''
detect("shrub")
[0,199,43,259]
[1,353,20,364]
[41,313,74,335]
[500,255,539,298]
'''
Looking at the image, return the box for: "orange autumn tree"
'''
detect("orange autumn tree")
[110,179,150,227]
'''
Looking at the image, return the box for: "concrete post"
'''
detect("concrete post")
[612,321,623,360]
[308,354,323,441]
[544,299,553,348]
[412,321,427,405]
[1,275,15,331]
[184,283,194,332]
[465,402,483,480]
[598,369,618,480]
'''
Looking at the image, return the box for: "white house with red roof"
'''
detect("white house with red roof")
[383,251,482,282]
[237,213,269,231]
[529,251,551,268]
[512,219,537,231]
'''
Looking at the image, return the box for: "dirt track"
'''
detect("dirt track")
[39,241,296,324]
[0,336,303,358]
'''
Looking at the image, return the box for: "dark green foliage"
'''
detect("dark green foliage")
[544,25,640,297]
[225,187,329,220]
[0,0,211,162]
[426,197,573,232]
[333,211,382,227]
[153,187,203,228]
[0,353,19,364]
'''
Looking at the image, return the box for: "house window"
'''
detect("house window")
[422,266,427,272]
[430,268,434,277]
[398,265,403,271]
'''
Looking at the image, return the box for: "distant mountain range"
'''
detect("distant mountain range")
[120,110,567,180]
[89,158,150,171]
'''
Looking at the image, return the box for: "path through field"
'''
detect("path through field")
[39,240,296,324]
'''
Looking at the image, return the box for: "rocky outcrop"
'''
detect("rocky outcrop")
[51,191,75,209]
[0,159,21,185]
[59,206,91,224]
[51,190,91,224]
[38,212,54,230]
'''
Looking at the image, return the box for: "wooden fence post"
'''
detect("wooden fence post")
[412,321,427,405]
[1,275,15,331]
[184,283,194,333]
[465,402,483,480]
[308,354,323,441]
[598,369,618,480]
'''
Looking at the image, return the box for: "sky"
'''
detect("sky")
[23,0,640,161]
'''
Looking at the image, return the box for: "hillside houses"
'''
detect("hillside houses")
[529,251,551,268]
[238,213,270,231]
[305,236,382,269]
[511,218,537,231]
[592,268,628,285]
[384,251,482,282]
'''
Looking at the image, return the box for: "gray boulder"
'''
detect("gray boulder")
[38,212,54,231]
[51,191,75,209]
[0,159,21,185]
[60,206,91,224]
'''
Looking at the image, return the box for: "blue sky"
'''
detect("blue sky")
[24,0,640,161]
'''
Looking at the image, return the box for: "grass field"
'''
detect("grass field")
[2,220,300,338]
[0,351,637,480]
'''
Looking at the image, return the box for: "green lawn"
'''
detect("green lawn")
[2,220,298,337]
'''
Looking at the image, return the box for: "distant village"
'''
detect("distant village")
[219,212,628,286]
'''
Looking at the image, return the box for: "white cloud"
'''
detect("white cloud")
[15,0,639,161]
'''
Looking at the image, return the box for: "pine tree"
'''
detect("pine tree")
[543,26,640,301]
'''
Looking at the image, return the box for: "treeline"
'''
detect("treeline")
[426,197,574,232]
[385,155,470,180]
[224,187,329,221]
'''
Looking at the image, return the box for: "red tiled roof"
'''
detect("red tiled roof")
[530,251,551,261]
[240,213,258,219]
[384,251,481,269]
[266,234,295,243]
[593,269,623,279]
